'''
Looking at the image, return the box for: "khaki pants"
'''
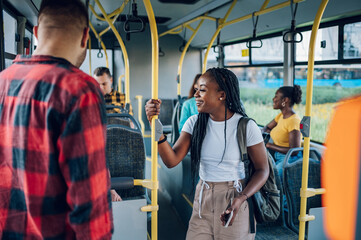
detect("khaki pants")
[186,180,255,240]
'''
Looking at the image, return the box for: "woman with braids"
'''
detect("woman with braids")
[145,68,268,239]
[263,85,303,170]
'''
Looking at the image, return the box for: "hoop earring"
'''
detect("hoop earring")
[219,98,223,100]
[282,102,286,107]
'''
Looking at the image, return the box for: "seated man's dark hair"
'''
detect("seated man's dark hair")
[94,67,112,78]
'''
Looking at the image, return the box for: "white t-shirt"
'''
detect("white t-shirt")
[182,113,263,182]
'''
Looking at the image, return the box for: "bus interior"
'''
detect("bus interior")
[1,0,361,239]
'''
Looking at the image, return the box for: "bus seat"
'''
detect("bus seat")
[255,155,298,240]
[283,148,322,234]
[107,115,131,127]
[107,113,142,131]
[105,104,127,114]
[106,124,145,199]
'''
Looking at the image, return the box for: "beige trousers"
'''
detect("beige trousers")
[186,180,255,240]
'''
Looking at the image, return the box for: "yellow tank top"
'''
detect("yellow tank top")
[270,113,301,147]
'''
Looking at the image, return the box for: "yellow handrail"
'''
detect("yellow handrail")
[88,36,92,75]
[298,0,329,239]
[202,0,305,72]
[159,15,216,37]
[177,19,204,96]
[202,0,238,73]
[89,22,109,68]
[94,0,131,105]
[143,1,159,239]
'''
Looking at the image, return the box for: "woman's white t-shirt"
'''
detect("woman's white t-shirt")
[182,113,263,182]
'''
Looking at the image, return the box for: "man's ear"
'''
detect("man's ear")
[33,26,39,40]
[80,27,89,48]
[110,77,113,83]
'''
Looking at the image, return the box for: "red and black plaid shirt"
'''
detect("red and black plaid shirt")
[0,55,113,239]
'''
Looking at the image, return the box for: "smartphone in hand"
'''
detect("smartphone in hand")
[224,210,234,228]
[223,198,234,228]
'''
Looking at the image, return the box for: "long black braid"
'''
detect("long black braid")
[190,68,248,186]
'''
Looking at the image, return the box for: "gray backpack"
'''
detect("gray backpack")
[237,117,281,233]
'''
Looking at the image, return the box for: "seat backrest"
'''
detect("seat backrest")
[107,113,141,131]
[107,116,131,127]
[105,105,128,114]
[106,124,145,199]
[283,151,322,233]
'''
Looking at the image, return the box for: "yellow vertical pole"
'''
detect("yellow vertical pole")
[88,36,92,75]
[143,1,159,239]
[177,19,204,96]
[94,0,131,105]
[202,0,237,73]
[298,0,329,239]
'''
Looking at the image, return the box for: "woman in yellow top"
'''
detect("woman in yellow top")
[263,85,303,167]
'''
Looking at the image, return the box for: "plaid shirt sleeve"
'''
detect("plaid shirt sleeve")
[58,82,113,240]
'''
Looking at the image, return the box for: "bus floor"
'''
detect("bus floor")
[145,158,187,240]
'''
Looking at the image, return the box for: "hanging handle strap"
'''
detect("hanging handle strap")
[97,40,103,58]
[123,2,145,34]
[283,0,303,43]
[247,13,263,48]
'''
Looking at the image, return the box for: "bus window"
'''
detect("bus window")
[251,36,283,64]
[230,66,283,126]
[3,10,17,55]
[295,65,361,142]
[202,48,218,69]
[296,26,338,62]
[5,59,13,69]
[224,42,249,66]
[25,28,33,55]
[344,21,361,59]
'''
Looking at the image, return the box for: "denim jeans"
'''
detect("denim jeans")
[275,151,302,184]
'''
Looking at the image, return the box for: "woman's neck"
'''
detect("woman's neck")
[209,107,234,121]
[281,107,295,118]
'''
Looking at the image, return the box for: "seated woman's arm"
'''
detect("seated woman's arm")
[266,129,301,154]
[262,119,277,133]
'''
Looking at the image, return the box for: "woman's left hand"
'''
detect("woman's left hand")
[220,195,247,226]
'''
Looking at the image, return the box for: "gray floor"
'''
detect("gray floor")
[159,190,187,240]
[145,136,187,240]
[147,189,187,240]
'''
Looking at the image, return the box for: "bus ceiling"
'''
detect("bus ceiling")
[3,0,361,48]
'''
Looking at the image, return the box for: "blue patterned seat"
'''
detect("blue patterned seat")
[106,124,145,199]
[282,147,322,234]
[255,153,298,240]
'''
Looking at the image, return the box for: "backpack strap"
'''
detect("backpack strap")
[237,117,256,233]
[237,117,251,162]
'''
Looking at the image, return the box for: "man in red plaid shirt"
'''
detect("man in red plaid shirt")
[0,0,113,239]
